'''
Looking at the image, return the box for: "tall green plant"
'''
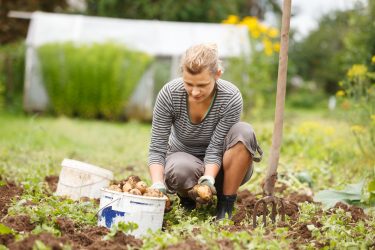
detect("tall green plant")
[337,62,375,157]
[38,42,153,119]
[0,41,25,109]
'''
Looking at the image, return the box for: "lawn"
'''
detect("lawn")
[0,110,374,249]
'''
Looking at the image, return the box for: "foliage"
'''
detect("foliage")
[0,0,67,45]
[336,62,375,157]
[290,1,375,94]
[314,181,364,208]
[222,15,279,116]
[38,42,153,120]
[85,0,281,23]
[103,221,138,240]
[0,41,25,111]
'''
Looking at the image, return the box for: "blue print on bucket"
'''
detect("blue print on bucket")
[101,206,125,228]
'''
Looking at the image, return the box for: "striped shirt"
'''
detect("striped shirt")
[148,78,242,168]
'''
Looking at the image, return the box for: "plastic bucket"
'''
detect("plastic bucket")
[55,159,113,200]
[98,188,166,237]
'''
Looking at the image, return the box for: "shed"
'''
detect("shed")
[24,12,250,120]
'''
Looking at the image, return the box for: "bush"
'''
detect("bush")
[38,42,153,119]
[222,15,279,117]
[0,41,26,111]
[336,62,375,157]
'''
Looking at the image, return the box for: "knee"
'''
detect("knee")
[227,122,255,141]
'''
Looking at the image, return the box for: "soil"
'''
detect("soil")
[3,216,142,249]
[7,233,70,250]
[331,202,368,222]
[45,175,59,192]
[0,180,372,250]
[3,215,36,232]
[0,180,23,217]
[165,238,208,250]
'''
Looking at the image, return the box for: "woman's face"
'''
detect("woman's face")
[183,68,221,103]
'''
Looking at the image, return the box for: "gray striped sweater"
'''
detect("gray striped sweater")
[148,78,242,168]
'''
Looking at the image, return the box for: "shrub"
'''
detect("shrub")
[0,41,26,110]
[38,42,153,120]
[337,62,375,157]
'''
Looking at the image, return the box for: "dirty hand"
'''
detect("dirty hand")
[188,176,216,204]
[150,181,167,195]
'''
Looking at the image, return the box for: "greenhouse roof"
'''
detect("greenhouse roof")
[26,12,250,57]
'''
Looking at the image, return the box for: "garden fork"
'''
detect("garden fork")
[253,0,292,228]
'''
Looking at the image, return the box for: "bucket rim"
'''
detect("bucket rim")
[101,188,167,201]
[61,158,113,180]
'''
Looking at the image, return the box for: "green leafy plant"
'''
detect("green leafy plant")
[38,42,153,120]
[103,221,138,240]
[314,180,364,208]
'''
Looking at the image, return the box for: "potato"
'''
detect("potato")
[108,184,122,193]
[164,195,172,212]
[196,184,212,201]
[129,188,142,196]
[144,188,163,197]
[126,175,141,187]
[122,182,133,192]
[135,181,147,194]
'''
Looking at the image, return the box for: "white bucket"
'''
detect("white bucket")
[97,188,166,238]
[55,159,113,200]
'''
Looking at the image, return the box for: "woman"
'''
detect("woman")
[148,43,262,220]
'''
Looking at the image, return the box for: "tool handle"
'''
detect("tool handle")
[263,0,292,196]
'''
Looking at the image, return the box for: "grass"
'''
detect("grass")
[1,109,374,249]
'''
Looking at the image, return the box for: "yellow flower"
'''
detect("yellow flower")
[351,125,366,133]
[259,24,268,34]
[372,55,375,64]
[250,29,261,39]
[263,38,273,56]
[336,90,345,97]
[347,64,368,79]
[241,16,258,31]
[268,27,279,38]
[273,42,280,52]
[223,15,239,24]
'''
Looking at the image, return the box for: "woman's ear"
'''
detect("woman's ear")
[215,69,222,80]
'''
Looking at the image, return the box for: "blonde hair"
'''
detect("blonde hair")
[180,43,223,75]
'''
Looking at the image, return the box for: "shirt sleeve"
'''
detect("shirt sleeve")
[203,91,243,167]
[148,85,174,167]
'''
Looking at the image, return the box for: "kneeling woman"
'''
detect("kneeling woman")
[148,43,263,219]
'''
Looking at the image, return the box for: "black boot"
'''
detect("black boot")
[215,194,237,220]
[177,193,196,211]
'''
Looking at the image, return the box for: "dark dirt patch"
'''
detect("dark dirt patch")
[56,217,76,234]
[164,238,208,250]
[54,217,141,249]
[44,175,59,192]
[287,192,313,203]
[7,233,69,250]
[217,239,235,249]
[3,215,36,232]
[233,190,300,225]
[0,234,15,246]
[85,232,143,250]
[0,181,23,218]
[331,202,368,222]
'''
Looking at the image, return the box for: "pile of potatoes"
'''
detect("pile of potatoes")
[107,175,171,211]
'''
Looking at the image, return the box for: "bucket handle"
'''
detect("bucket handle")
[58,179,106,188]
[94,197,121,218]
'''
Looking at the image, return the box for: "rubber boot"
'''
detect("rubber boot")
[215,194,237,220]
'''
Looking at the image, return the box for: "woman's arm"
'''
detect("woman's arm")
[148,85,174,188]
